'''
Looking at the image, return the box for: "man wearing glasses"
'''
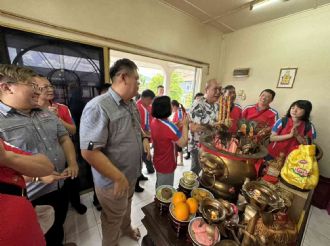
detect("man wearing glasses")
[35,76,88,215]
[35,76,77,135]
[0,64,78,246]
[80,58,150,245]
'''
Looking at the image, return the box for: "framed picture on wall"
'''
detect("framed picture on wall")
[277,68,297,88]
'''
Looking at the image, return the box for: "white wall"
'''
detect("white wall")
[0,0,222,80]
[219,5,330,177]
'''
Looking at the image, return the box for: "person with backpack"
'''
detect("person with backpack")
[267,100,316,160]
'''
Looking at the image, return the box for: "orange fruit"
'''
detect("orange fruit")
[173,202,190,221]
[186,197,199,214]
[172,192,186,205]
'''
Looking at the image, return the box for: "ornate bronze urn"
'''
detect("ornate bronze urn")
[199,133,268,200]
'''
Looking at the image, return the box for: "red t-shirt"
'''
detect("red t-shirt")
[242,104,278,128]
[229,103,242,133]
[267,117,316,158]
[136,99,152,131]
[0,139,31,188]
[51,102,74,124]
[0,139,45,246]
[150,118,181,173]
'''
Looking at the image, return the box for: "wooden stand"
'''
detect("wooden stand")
[141,182,313,246]
[277,181,314,245]
[141,202,191,246]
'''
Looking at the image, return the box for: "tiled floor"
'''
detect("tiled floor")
[64,158,330,246]
[302,205,330,246]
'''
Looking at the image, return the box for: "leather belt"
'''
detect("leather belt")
[0,182,27,197]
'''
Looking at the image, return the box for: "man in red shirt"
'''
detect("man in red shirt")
[223,85,242,133]
[135,89,155,192]
[35,76,76,135]
[35,76,86,215]
[242,89,278,128]
[156,85,164,96]
[136,89,155,136]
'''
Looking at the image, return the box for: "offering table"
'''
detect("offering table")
[141,201,192,246]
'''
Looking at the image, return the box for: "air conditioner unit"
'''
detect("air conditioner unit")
[233,68,250,77]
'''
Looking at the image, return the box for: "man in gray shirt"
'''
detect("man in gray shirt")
[0,64,79,246]
[80,58,150,246]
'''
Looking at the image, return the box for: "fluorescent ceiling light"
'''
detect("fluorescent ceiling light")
[250,0,280,11]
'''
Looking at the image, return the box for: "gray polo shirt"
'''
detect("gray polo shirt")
[80,88,142,188]
[0,102,68,200]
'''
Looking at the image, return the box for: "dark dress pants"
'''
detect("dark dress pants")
[65,177,81,208]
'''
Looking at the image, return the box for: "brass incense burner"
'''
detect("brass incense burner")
[200,197,227,224]
[241,181,284,213]
[199,132,268,200]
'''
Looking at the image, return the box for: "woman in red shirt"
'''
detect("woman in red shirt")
[171,100,187,166]
[151,96,188,188]
[267,100,316,159]
[0,139,53,246]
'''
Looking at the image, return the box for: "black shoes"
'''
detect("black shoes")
[135,174,149,192]
[138,174,148,181]
[73,203,87,215]
[184,153,190,160]
[147,168,155,174]
[135,185,144,193]
[93,200,102,211]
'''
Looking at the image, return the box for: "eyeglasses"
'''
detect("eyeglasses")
[13,82,40,91]
[38,85,55,92]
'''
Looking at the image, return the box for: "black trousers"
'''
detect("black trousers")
[66,177,81,208]
[32,184,69,246]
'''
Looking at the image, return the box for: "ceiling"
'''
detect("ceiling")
[158,0,330,33]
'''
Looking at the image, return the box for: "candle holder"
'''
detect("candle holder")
[218,95,232,128]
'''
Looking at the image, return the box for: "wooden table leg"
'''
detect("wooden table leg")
[141,234,156,246]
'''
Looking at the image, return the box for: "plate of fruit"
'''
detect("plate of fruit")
[169,192,198,224]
